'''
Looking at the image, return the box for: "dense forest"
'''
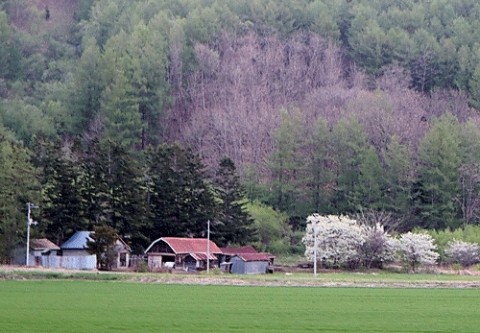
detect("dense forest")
[2,0,480,261]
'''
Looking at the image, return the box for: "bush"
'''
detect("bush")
[422,225,480,262]
[395,232,439,272]
[303,214,364,269]
[445,240,480,267]
[303,214,397,270]
[267,239,291,255]
[135,261,149,273]
[358,223,395,269]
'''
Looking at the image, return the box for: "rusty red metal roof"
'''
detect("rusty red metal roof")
[259,252,276,259]
[234,253,272,262]
[221,245,258,255]
[188,252,218,261]
[146,237,222,254]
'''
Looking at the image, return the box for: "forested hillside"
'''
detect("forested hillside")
[2,0,480,260]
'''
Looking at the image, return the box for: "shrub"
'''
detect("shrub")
[136,261,149,273]
[451,263,462,273]
[358,223,395,269]
[421,225,480,262]
[395,232,439,272]
[445,240,480,267]
[303,214,364,269]
[267,238,291,255]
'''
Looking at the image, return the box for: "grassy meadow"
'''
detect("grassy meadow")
[1,280,479,333]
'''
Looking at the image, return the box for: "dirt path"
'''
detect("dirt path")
[2,265,480,288]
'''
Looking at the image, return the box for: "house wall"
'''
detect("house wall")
[148,254,179,270]
[115,251,129,269]
[42,255,97,270]
[244,261,269,274]
[12,248,59,266]
[230,257,268,274]
[230,257,246,274]
[62,249,90,256]
[148,254,163,270]
[183,256,198,271]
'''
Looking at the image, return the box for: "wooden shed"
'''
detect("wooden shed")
[12,238,60,266]
[219,245,275,273]
[145,237,221,271]
[230,253,272,275]
[60,231,131,270]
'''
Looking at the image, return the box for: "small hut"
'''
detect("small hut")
[60,231,131,270]
[145,237,221,271]
[230,253,272,274]
[219,245,275,273]
[12,238,60,266]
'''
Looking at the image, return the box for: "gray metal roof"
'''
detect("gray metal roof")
[60,231,93,250]
[30,238,60,251]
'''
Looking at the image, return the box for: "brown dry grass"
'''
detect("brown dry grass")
[2,264,480,288]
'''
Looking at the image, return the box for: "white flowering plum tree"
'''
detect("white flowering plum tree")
[303,214,364,268]
[445,240,480,267]
[395,232,439,272]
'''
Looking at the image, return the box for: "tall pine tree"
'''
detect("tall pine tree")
[0,139,39,263]
[145,144,216,240]
[213,157,256,246]
[416,113,462,229]
[36,139,84,245]
[103,142,145,247]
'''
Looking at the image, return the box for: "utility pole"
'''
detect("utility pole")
[26,203,38,266]
[313,220,317,277]
[207,220,210,273]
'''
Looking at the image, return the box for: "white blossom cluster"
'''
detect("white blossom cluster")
[302,214,394,269]
[395,232,439,271]
[303,214,441,271]
[445,240,480,267]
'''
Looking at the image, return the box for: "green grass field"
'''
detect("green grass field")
[1,280,479,333]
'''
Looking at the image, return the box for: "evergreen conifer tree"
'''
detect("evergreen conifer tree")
[145,144,216,240]
[416,113,462,229]
[37,139,84,245]
[213,157,256,246]
[0,139,39,262]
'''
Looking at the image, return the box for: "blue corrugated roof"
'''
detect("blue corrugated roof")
[60,231,93,250]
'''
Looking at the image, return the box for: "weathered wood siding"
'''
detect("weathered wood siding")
[42,255,97,270]
[230,256,269,274]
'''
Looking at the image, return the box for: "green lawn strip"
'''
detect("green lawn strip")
[0,280,479,333]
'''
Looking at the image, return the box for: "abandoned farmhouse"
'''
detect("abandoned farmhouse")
[14,234,274,274]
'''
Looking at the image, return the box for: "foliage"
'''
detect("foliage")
[268,109,306,215]
[144,143,216,242]
[35,138,83,245]
[303,214,364,269]
[358,223,395,269]
[5,0,480,253]
[213,157,256,246]
[303,213,395,269]
[421,225,480,262]
[87,225,118,271]
[0,11,21,80]
[330,116,372,213]
[135,260,149,273]
[415,113,462,229]
[395,232,439,272]
[382,136,412,221]
[444,240,480,267]
[0,139,39,263]
[245,201,291,254]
